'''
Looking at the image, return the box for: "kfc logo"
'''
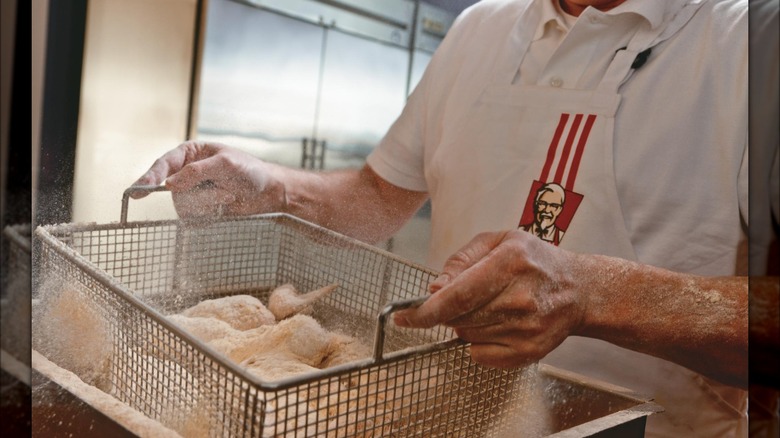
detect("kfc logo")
[517,113,594,245]
[519,181,583,245]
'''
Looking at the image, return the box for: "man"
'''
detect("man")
[519,182,568,245]
[134,0,763,435]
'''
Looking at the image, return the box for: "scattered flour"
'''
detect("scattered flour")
[683,280,725,305]
[33,277,113,392]
[32,350,183,438]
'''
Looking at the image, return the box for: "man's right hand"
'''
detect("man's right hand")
[132,141,287,218]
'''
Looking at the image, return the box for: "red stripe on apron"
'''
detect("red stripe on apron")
[565,114,597,191]
[539,113,570,182]
[554,113,583,184]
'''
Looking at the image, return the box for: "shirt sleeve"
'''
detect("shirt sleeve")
[366,76,430,192]
[366,2,482,192]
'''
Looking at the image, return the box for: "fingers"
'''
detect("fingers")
[454,323,539,368]
[394,245,516,328]
[394,273,491,328]
[131,148,188,197]
[446,303,526,329]
[131,142,221,198]
[165,155,225,192]
[456,321,568,368]
[394,231,515,327]
[455,324,552,367]
[428,231,510,293]
[172,186,236,218]
[453,320,537,341]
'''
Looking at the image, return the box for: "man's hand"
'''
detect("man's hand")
[394,230,587,368]
[132,141,287,217]
[394,229,748,388]
[133,141,428,244]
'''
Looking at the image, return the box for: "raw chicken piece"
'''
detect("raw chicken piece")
[212,315,333,368]
[166,314,239,343]
[207,324,274,361]
[268,284,339,320]
[278,315,335,365]
[242,354,321,382]
[321,333,371,368]
[180,294,275,330]
[156,291,425,437]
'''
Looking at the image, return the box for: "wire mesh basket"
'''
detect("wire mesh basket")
[31,188,541,437]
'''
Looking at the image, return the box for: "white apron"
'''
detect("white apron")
[424,1,747,436]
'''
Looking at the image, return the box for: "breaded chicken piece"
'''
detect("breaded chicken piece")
[180,294,275,330]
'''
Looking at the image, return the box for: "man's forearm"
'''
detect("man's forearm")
[575,254,749,388]
[281,165,428,244]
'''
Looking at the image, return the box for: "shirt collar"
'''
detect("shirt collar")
[533,0,570,41]
[605,0,668,30]
[535,0,677,33]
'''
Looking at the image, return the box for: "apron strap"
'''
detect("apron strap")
[491,0,710,92]
[596,0,708,93]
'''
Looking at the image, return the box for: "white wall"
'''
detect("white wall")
[72,0,198,223]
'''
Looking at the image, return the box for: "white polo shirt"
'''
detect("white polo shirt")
[367,0,749,276]
[367,1,752,436]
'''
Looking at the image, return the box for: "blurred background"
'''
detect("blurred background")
[6,2,489,434]
[24,0,480,266]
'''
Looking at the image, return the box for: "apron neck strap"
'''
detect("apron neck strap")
[596,0,707,93]
[492,0,708,92]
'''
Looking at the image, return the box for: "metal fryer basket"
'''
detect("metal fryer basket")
[33,208,539,437]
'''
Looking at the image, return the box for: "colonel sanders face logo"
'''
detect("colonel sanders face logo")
[519,181,582,246]
[534,183,565,232]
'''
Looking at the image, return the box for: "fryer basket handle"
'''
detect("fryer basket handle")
[121,185,169,225]
[373,295,429,362]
